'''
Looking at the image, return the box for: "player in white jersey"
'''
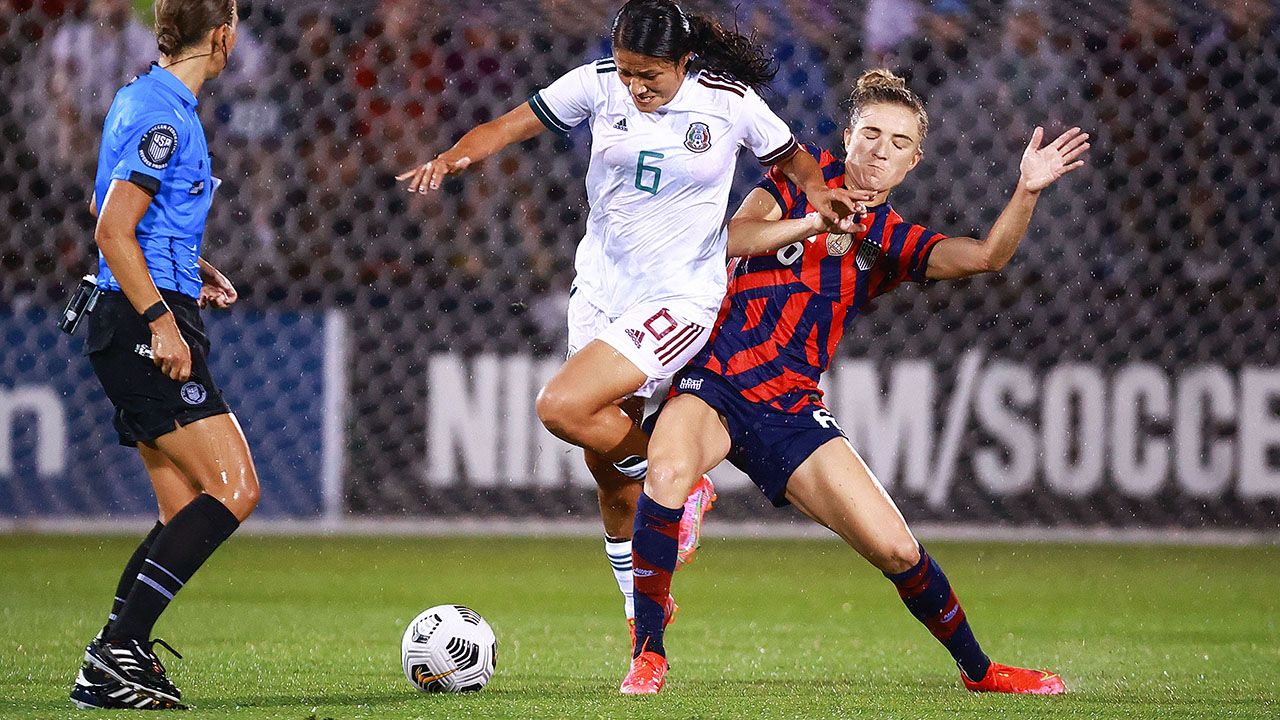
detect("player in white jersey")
[398,0,868,647]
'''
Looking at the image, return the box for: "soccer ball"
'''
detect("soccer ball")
[400,604,497,693]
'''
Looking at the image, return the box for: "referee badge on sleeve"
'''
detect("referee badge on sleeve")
[138,124,178,169]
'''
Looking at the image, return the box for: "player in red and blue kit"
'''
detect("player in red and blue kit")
[621,69,1091,695]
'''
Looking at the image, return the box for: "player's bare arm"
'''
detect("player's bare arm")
[727,184,877,259]
[727,188,822,257]
[773,149,869,233]
[925,126,1090,280]
[397,103,546,193]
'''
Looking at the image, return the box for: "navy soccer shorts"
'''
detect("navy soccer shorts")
[663,366,846,507]
[85,289,230,447]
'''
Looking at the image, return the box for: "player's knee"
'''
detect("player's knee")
[218,467,260,521]
[238,473,261,518]
[644,456,697,507]
[535,385,584,440]
[872,538,921,575]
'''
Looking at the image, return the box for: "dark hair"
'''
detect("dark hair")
[846,69,930,146]
[155,0,235,56]
[611,0,776,91]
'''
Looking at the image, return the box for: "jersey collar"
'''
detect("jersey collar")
[147,62,199,109]
[655,69,699,114]
[862,201,893,220]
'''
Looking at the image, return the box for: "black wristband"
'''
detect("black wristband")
[142,300,171,323]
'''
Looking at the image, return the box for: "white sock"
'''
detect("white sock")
[604,536,635,620]
[613,455,648,480]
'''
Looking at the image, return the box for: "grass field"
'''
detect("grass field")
[1,535,1277,719]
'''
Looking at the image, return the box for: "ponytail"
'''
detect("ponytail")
[156,25,183,56]
[611,0,777,91]
[154,0,235,56]
[684,13,776,90]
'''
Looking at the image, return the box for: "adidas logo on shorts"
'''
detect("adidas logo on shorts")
[626,328,645,347]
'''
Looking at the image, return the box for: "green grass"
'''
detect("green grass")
[1,535,1277,719]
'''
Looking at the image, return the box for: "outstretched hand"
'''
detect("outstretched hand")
[396,152,474,194]
[1020,126,1090,192]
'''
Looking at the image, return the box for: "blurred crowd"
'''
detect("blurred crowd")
[0,0,1276,351]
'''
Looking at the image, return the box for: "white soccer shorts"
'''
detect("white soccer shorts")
[566,290,715,399]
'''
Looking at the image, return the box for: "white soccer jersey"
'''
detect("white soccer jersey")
[529,58,799,319]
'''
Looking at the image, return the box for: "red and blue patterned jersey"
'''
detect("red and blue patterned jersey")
[692,144,946,411]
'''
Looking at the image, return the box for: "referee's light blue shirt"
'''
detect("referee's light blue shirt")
[94,63,214,299]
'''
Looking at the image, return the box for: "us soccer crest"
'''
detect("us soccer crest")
[684,122,711,152]
[826,233,853,257]
[138,123,178,170]
[855,238,883,271]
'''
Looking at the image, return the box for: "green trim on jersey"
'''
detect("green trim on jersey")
[528,93,572,135]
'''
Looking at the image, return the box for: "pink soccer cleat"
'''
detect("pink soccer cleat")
[962,662,1067,695]
[619,651,668,695]
[676,474,716,569]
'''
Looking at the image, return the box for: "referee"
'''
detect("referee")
[69,0,258,711]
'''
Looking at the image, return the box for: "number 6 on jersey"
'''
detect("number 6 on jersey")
[635,150,664,194]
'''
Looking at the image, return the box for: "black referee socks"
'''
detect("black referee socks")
[106,494,241,643]
[104,520,164,635]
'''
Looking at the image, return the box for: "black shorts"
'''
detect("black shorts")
[85,289,230,447]
[659,366,846,507]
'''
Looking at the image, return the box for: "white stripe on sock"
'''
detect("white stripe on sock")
[144,559,185,587]
[604,538,635,620]
[137,573,175,601]
[613,456,648,480]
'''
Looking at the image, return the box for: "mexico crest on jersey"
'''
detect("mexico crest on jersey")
[684,122,711,152]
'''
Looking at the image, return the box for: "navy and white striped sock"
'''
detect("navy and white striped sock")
[107,495,240,642]
[614,455,648,480]
[605,536,635,619]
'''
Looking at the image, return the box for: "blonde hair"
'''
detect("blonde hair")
[846,69,929,146]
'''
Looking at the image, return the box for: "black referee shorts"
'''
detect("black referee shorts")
[85,289,230,447]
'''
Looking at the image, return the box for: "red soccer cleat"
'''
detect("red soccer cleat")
[619,650,669,695]
[628,595,678,655]
[676,475,717,569]
[962,662,1066,695]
